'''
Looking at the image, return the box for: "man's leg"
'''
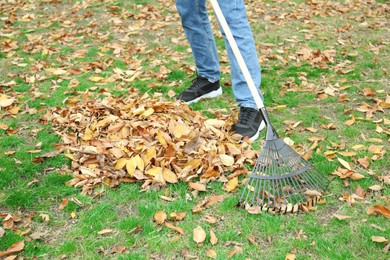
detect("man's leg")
[175,0,220,82]
[175,0,223,104]
[217,0,265,140]
[217,0,262,109]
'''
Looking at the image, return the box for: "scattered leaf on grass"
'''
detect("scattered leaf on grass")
[285,253,296,260]
[0,227,4,238]
[189,182,207,192]
[58,199,68,210]
[373,205,390,219]
[206,249,217,259]
[227,246,243,258]
[210,229,218,245]
[154,211,167,225]
[0,241,24,258]
[165,222,185,235]
[333,214,352,220]
[193,226,206,246]
[371,236,388,243]
[40,213,50,222]
[98,229,114,235]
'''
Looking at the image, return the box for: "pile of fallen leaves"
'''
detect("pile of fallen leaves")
[42,90,258,195]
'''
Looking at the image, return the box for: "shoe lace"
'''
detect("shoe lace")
[238,107,257,125]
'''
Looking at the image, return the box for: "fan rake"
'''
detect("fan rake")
[210,0,329,213]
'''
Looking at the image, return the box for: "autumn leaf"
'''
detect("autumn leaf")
[219,154,235,167]
[372,205,390,219]
[193,226,206,246]
[58,199,69,210]
[153,211,167,225]
[0,241,25,258]
[224,177,238,192]
[371,236,388,243]
[206,249,217,259]
[165,222,185,235]
[188,182,207,192]
[333,214,352,220]
[162,168,178,183]
[210,229,218,245]
[227,246,243,258]
[98,229,114,235]
[337,157,352,170]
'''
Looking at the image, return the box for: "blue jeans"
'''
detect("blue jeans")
[175,0,262,109]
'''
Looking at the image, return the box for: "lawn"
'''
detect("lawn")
[0,0,389,259]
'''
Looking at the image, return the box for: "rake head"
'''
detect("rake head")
[240,133,329,213]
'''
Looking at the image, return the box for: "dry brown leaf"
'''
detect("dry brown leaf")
[193,226,206,246]
[368,185,382,191]
[333,214,352,220]
[337,157,352,170]
[0,241,24,258]
[206,249,217,259]
[58,199,69,210]
[219,154,235,167]
[0,227,4,238]
[98,229,113,235]
[162,168,178,183]
[154,211,167,225]
[371,236,388,243]
[373,205,390,219]
[189,182,207,192]
[227,246,243,258]
[210,229,218,245]
[350,172,365,181]
[165,222,185,235]
[285,253,296,260]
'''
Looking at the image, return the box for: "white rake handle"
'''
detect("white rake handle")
[209,0,265,109]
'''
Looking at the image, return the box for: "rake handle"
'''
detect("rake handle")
[210,0,279,140]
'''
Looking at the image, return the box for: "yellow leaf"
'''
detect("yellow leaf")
[70,211,76,219]
[337,157,352,170]
[134,155,144,171]
[173,123,186,139]
[156,130,167,148]
[126,159,136,176]
[115,158,128,170]
[144,147,156,164]
[146,167,162,177]
[219,154,235,167]
[88,76,104,82]
[141,108,154,118]
[162,168,178,183]
[225,177,238,192]
[193,226,206,245]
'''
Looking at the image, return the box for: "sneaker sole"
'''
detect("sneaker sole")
[184,87,223,105]
[249,120,266,142]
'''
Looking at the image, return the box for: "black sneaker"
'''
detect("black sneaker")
[233,107,266,141]
[177,75,222,104]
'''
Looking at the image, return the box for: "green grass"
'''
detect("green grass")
[0,0,389,259]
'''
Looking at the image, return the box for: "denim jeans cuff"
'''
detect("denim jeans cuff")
[239,103,258,110]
